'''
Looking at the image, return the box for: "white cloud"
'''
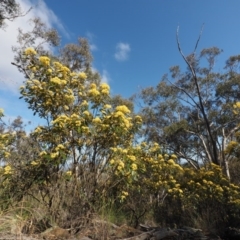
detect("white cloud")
[91,66,110,84]
[90,44,97,52]
[86,31,98,52]
[114,42,131,61]
[0,0,68,94]
[101,70,110,84]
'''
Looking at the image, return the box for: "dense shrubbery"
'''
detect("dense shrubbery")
[1,14,240,237]
[1,48,240,238]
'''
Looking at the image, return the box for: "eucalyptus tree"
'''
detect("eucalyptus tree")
[136,33,240,179]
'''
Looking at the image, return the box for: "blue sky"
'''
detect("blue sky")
[1,0,240,130]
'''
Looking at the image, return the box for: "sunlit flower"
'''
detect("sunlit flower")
[93,117,101,124]
[115,105,131,114]
[104,104,112,109]
[4,152,10,158]
[24,47,37,55]
[131,163,138,171]
[4,165,12,175]
[39,56,50,66]
[79,72,87,79]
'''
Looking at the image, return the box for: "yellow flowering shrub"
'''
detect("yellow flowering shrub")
[19,49,143,207]
[0,109,14,161]
[225,102,240,159]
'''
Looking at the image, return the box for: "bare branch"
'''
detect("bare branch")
[176,26,219,165]
[193,24,204,54]
[11,61,31,79]
[166,78,201,110]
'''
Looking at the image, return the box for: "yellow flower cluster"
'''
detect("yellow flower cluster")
[117,160,125,171]
[115,105,131,114]
[225,140,238,154]
[66,170,72,176]
[233,102,240,109]
[4,165,12,175]
[34,126,43,134]
[39,151,47,156]
[50,77,67,86]
[31,160,40,166]
[24,47,37,55]
[3,151,10,158]
[55,144,65,151]
[120,190,129,201]
[104,104,112,109]
[0,132,12,159]
[131,163,137,171]
[79,72,87,79]
[39,56,50,66]
[92,117,101,124]
[50,152,59,159]
[180,163,240,208]
[0,108,4,117]
[88,83,100,97]
[100,83,110,95]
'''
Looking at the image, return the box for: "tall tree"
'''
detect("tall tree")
[135,33,240,179]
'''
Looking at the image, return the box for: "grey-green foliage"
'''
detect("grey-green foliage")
[0,0,27,29]
[12,17,98,81]
[136,47,240,173]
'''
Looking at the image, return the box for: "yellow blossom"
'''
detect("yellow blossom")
[168,159,175,165]
[104,104,112,109]
[110,159,115,165]
[63,105,69,111]
[24,47,37,55]
[89,88,100,96]
[34,127,42,134]
[100,83,110,90]
[122,191,129,196]
[66,170,72,176]
[101,89,109,95]
[100,83,110,94]
[90,83,97,89]
[0,108,4,116]
[117,161,125,171]
[131,163,138,171]
[83,110,90,116]
[71,113,79,119]
[79,72,87,79]
[134,115,142,123]
[50,77,66,85]
[114,111,125,118]
[233,102,240,109]
[81,100,88,107]
[4,152,10,158]
[55,144,65,151]
[82,126,89,133]
[128,155,136,161]
[75,120,81,127]
[93,117,101,124]
[31,161,39,166]
[4,165,12,175]
[50,152,59,158]
[115,105,131,114]
[47,69,52,74]
[39,151,47,156]
[39,56,50,66]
